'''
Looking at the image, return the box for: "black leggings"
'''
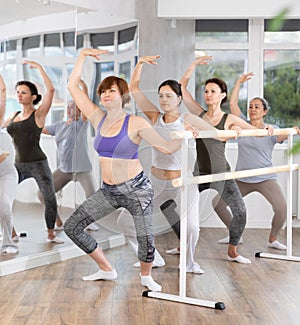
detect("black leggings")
[15,159,57,229]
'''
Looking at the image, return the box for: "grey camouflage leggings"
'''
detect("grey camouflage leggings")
[64,171,156,263]
[198,179,246,246]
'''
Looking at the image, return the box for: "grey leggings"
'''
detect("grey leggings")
[198,179,246,246]
[214,179,286,239]
[64,171,156,263]
[15,159,57,229]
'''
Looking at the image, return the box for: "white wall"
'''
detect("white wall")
[157,0,300,19]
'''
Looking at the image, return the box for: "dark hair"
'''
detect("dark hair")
[15,81,42,105]
[205,78,228,106]
[158,79,182,97]
[97,76,130,108]
[251,97,270,111]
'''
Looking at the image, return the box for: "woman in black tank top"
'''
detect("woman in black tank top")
[3,60,63,244]
[180,57,259,264]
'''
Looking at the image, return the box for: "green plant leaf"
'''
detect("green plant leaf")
[266,7,290,31]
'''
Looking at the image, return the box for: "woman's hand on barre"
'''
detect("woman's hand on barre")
[264,125,274,136]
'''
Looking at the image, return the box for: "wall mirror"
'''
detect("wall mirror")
[0,0,138,276]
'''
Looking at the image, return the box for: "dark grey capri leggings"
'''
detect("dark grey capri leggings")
[64,171,156,263]
[15,159,57,229]
[198,178,246,246]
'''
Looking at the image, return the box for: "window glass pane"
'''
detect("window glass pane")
[263,50,300,127]
[76,34,84,53]
[44,33,62,56]
[0,42,4,61]
[5,40,17,60]
[264,31,300,44]
[22,35,40,57]
[196,32,247,43]
[90,33,114,53]
[119,61,130,82]
[92,62,114,104]
[63,31,76,57]
[118,26,136,52]
[196,20,248,43]
[194,50,248,113]
[2,64,18,119]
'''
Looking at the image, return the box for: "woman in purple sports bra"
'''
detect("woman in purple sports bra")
[65,48,182,292]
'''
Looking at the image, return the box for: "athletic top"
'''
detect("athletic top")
[6,111,47,163]
[194,111,230,175]
[152,113,196,171]
[46,118,92,173]
[93,114,139,159]
[236,113,279,183]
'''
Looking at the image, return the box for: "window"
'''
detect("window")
[195,19,300,126]
[118,26,137,52]
[263,20,300,127]
[22,35,40,57]
[90,32,114,53]
[5,40,17,60]
[0,25,138,123]
[44,33,62,56]
[195,20,249,113]
[119,61,131,83]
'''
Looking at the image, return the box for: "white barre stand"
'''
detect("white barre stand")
[143,131,225,310]
[143,128,299,308]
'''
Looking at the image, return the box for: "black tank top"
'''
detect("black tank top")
[194,111,230,175]
[7,111,47,163]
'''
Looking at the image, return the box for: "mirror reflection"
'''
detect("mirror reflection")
[0,0,138,274]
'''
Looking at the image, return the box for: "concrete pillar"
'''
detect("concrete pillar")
[135,0,195,96]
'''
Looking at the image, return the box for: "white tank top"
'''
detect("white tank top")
[152,113,196,171]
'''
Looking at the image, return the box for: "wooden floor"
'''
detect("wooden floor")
[1,222,300,325]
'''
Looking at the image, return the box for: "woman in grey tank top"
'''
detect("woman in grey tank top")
[214,72,295,250]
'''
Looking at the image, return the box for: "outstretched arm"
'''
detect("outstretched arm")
[132,115,181,154]
[129,55,161,124]
[68,48,107,129]
[179,56,212,115]
[230,72,254,116]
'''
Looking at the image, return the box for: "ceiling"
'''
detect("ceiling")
[0,0,91,26]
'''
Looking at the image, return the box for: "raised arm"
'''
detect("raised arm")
[23,61,54,124]
[68,48,107,129]
[0,73,6,127]
[129,55,161,124]
[230,72,254,116]
[78,79,89,122]
[179,56,212,115]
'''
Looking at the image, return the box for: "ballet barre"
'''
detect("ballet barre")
[143,127,299,309]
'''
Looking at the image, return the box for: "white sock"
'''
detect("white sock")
[82,268,118,281]
[140,273,162,291]
[227,255,251,264]
[268,240,287,250]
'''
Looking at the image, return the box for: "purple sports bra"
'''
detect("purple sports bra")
[93,114,139,159]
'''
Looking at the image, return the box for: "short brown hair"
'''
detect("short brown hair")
[97,76,130,108]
